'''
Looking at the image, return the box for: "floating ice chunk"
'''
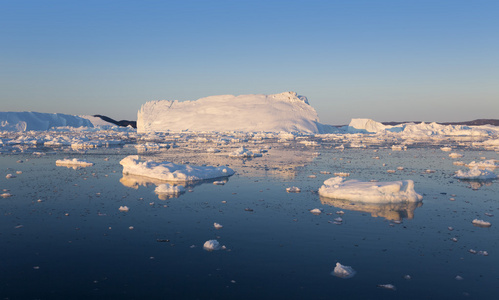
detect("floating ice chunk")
[206,148,221,153]
[377,284,396,290]
[320,171,331,174]
[466,159,498,169]
[120,155,235,182]
[1,193,13,198]
[332,262,356,279]
[453,161,465,166]
[229,147,263,158]
[318,177,423,203]
[455,275,464,280]
[334,217,343,222]
[5,174,16,179]
[56,158,94,167]
[119,206,129,212]
[472,219,491,227]
[333,172,350,177]
[387,170,396,173]
[454,166,497,180]
[155,184,186,195]
[391,145,406,151]
[449,153,463,158]
[203,239,221,251]
[213,181,226,185]
[310,208,322,215]
[403,275,412,280]
[214,223,223,229]
[440,147,452,152]
[286,186,301,193]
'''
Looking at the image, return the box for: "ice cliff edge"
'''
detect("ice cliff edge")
[137,92,327,134]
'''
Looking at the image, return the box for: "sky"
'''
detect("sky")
[1,0,498,125]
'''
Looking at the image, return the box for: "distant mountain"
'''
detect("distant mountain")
[93,115,137,128]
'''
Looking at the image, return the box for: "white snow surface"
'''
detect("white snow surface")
[137,92,326,134]
[454,166,497,180]
[120,155,235,182]
[318,176,423,203]
[0,112,93,131]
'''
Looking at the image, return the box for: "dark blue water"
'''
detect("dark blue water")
[0,144,497,299]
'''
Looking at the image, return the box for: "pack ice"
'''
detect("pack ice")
[120,155,235,182]
[137,92,328,134]
[318,176,423,203]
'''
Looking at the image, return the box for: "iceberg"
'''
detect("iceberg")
[0,112,93,131]
[332,262,356,279]
[120,155,235,182]
[137,92,326,134]
[318,176,423,203]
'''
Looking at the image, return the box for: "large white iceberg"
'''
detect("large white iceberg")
[318,176,423,203]
[120,155,235,182]
[137,92,327,134]
[0,112,93,131]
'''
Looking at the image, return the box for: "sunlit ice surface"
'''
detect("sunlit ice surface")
[0,131,498,299]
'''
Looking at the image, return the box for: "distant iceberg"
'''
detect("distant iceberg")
[0,111,93,131]
[137,92,331,134]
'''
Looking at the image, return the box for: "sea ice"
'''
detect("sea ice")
[119,206,129,212]
[466,159,498,169]
[377,284,396,290]
[56,158,95,167]
[203,239,221,251]
[332,262,356,279]
[449,153,463,158]
[454,166,497,180]
[120,155,235,182]
[229,147,263,158]
[318,176,423,203]
[472,219,492,227]
[286,186,301,193]
[310,208,322,215]
[214,223,223,229]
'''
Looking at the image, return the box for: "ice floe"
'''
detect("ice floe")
[56,158,95,167]
[318,176,423,203]
[203,239,221,251]
[229,147,262,158]
[454,166,497,180]
[472,219,492,227]
[286,186,301,193]
[466,159,498,169]
[332,262,356,279]
[120,155,235,182]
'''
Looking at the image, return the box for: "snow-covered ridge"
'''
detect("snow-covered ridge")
[137,92,324,134]
[0,112,93,131]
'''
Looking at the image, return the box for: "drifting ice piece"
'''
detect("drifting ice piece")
[318,176,423,203]
[120,155,235,182]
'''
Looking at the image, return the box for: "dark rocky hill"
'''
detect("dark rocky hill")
[93,115,137,128]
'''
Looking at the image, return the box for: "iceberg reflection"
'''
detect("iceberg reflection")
[319,196,423,221]
[119,174,230,200]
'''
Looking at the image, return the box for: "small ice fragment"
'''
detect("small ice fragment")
[477,250,489,256]
[320,171,331,174]
[333,172,350,177]
[203,239,221,251]
[449,198,455,201]
[129,226,134,230]
[397,167,404,170]
[33,266,40,270]
[1,193,13,198]
[286,186,301,193]
[377,284,396,291]
[448,227,454,231]
[403,275,411,280]
[16,171,22,174]
[5,174,16,179]
[455,275,464,280]
[119,206,129,212]
[334,217,343,222]
[308,175,317,178]
[332,262,356,279]
[214,223,223,229]
[336,211,344,215]
[469,249,477,254]
[451,237,458,242]
[425,169,435,173]
[213,181,226,185]
[472,219,491,227]
[230,280,236,284]
[387,170,396,173]
[310,208,322,215]
[484,212,494,217]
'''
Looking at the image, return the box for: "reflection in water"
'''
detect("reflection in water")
[320,196,423,221]
[119,174,230,200]
[460,180,494,190]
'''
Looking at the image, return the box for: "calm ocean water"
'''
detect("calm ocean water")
[1,143,497,299]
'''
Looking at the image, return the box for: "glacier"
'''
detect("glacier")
[0,111,93,131]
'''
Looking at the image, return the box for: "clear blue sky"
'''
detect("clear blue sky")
[1,0,498,124]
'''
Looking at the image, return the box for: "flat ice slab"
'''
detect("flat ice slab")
[318,176,423,203]
[56,158,95,167]
[120,155,235,182]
